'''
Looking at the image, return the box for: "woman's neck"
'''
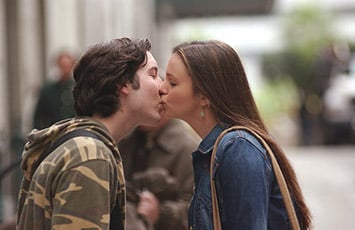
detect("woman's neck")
[188,115,218,139]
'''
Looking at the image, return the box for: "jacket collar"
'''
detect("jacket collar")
[197,123,225,155]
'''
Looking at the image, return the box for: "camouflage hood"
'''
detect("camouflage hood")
[21,117,120,181]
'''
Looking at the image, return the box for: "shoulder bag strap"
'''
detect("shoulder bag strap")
[210,125,300,230]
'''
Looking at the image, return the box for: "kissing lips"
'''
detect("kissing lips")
[159,102,166,115]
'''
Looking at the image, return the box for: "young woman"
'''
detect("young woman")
[159,40,311,229]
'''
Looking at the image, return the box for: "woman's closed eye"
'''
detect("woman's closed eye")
[169,81,177,87]
[165,74,177,87]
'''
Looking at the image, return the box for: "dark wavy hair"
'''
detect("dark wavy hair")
[173,40,312,229]
[72,37,151,117]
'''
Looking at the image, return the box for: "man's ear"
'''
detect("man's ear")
[118,84,129,95]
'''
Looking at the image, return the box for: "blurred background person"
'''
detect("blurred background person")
[118,118,200,230]
[32,51,76,129]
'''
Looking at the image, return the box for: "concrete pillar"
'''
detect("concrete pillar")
[77,0,123,47]
[0,1,9,147]
[155,2,176,72]
[132,0,156,39]
[115,0,135,37]
[18,0,44,133]
[45,0,80,78]
[0,0,45,219]
[0,0,12,222]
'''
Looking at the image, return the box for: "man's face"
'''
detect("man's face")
[127,51,163,126]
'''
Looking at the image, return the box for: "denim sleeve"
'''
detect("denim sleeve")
[215,134,272,230]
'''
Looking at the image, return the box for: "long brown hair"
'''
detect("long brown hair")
[173,40,312,229]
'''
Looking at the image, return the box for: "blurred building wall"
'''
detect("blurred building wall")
[0,0,12,222]
[0,0,9,161]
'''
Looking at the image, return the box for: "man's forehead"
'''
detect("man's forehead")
[144,51,158,69]
[147,51,156,63]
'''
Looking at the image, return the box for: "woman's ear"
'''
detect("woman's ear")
[200,95,210,107]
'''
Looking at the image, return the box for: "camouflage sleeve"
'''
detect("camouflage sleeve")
[51,158,117,230]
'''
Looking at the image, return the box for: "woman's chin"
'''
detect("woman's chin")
[161,111,174,119]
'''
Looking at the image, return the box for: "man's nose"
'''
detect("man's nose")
[159,81,167,96]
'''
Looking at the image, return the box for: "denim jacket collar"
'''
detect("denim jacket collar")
[197,123,226,154]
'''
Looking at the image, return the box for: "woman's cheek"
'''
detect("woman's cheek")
[167,91,184,106]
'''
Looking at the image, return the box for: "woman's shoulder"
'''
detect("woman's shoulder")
[221,129,264,148]
[217,129,269,162]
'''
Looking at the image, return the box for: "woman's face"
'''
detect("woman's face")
[160,53,202,122]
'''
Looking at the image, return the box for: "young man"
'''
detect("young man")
[16,38,163,230]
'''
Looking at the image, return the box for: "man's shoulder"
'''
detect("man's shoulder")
[57,134,116,159]
[37,130,118,173]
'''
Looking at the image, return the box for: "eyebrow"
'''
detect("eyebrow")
[165,72,176,80]
[165,72,174,77]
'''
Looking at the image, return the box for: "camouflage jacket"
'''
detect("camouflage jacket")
[16,117,126,230]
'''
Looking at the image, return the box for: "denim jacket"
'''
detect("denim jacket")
[188,124,291,229]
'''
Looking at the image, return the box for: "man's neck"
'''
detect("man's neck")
[93,112,137,143]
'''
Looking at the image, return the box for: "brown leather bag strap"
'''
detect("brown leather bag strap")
[210,126,300,230]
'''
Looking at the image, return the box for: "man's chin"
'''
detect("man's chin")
[159,109,166,117]
[152,111,164,122]
[139,114,163,128]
